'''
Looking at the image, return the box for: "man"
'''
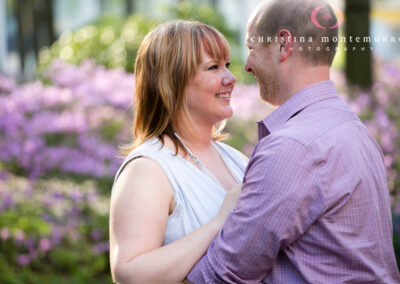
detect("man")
[186,0,400,283]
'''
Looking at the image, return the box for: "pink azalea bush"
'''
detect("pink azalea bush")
[1,58,399,209]
[0,59,133,181]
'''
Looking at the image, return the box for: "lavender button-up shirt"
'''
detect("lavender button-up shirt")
[188,81,400,284]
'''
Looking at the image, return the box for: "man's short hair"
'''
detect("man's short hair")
[255,0,339,66]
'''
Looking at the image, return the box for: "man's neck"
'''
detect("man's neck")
[277,65,331,106]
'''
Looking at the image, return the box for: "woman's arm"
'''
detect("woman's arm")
[109,157,240,284]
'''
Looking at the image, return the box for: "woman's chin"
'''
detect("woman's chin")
[218,108,233,121]
[198,107,233,126]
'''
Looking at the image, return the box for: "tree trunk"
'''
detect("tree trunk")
[99,0,106,14]
[345,0,372,88]
[45,0,55,44]
[0,0,7,73]
[32,0,39,59]
[125,0,134,16]
[32,0,55,60]
[16,0,25,75]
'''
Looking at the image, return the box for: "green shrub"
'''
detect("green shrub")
[37,0,254,83]
[37,14,161,74]
[0,173,111,284]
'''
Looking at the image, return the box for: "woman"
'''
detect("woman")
[109,20,248,284]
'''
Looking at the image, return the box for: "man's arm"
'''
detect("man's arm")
[188,136,327,283]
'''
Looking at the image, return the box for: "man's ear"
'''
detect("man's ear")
[278,29,293,62]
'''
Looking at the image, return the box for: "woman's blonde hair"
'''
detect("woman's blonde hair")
[120,20,230,156]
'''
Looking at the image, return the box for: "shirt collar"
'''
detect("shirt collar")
[257,80,338,140]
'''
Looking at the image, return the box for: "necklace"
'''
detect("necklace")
[173,132,221,184]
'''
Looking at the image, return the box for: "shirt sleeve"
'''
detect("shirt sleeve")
[187,135,328,283]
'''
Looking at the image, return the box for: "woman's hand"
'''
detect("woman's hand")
[214,182,243,227]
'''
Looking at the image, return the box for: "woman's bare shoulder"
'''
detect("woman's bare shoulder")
[121,156,166,176]
[112,156,173,200]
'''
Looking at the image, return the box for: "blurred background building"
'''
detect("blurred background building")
[1,0,399,79]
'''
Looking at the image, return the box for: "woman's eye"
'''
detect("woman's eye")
[225,62,231,69]
[208,65,218,70]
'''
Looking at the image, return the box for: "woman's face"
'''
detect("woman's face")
[183,50,236,127]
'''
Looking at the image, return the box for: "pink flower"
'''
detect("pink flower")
[0,227,10,241]
[92,241,109,255]
[39,238,52,252]
[16,254,30,266]
[14,229,25,245]
[384,155,393,169]
[90,230,103,241]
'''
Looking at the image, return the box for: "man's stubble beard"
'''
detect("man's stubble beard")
[259,67,279,104]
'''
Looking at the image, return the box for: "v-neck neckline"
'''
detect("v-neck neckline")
[158,138,238,192]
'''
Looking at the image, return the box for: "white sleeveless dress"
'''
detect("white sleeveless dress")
[112,138,247,245]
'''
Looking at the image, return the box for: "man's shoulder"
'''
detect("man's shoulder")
[254,98,377,165]
[269,98,361,147]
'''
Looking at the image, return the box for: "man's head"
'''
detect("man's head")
[245,0,339,105]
